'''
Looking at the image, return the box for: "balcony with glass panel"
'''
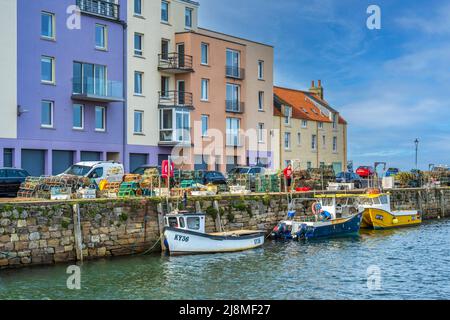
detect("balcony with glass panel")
[76,0,120,20]
[72,77,123,103]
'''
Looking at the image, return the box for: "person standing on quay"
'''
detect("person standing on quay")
[283,163,294,192]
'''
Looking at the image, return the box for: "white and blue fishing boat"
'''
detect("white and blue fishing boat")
[163,211,265,255]
[271,196,364,240]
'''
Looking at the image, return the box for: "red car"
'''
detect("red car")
[356,166,375,178]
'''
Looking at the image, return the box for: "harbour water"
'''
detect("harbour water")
[1,218,449,300]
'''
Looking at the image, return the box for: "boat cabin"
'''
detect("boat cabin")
[164,212,206,234]
[313,196,360,219]
[358,194,391,212]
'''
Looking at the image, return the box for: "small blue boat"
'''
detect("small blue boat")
[271,196,364,240]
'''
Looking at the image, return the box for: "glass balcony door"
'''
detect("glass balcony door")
[73,62,107,97]
[226,83,240,112]
[226,49,240,77]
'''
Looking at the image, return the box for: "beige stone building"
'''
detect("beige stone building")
[273,82,348,173]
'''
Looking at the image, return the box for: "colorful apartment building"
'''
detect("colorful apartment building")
[126,0,275,172]
[273,81,348,173]
[0,0,346,176]
[126,0,200,172]
[0,0,126,176]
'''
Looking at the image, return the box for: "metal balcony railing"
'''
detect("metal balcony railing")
[76,0,120,20]
[226,100,245,114]
[159,91,194,108]
[225,66,245,80]
[158,53,194,73]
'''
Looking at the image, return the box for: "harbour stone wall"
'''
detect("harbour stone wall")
[1,188,449,269]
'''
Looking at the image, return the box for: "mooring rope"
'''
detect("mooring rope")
[139,234,163,256]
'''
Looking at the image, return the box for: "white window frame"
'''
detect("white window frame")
[73,104,84,130]
[297,132,301,146]
[161,1,169,23]
[41,100,54,128]
[41,11,55,40]
[284,132,291,150]
[258,123,265,143]
[201,79,209,101]
[134,0,143,16]
[226,117,241,147]
[201,115,209,137]
[95,24,108,50]
[134,110,144,134]
[333,136,338,152]
[185,7,193,28]
[312,134,317,150]
[318,122,323,129]
[201,43,209,65]
[258,60,264,80]
[134,32,143,56]
[302,120,308,128]
[41,56,55,84]
[134,71,143,95]
[258,91,264,111]
[95,106,106,132]
[284,106,292,126]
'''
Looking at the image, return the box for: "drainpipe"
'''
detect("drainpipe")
[120,18,128,171]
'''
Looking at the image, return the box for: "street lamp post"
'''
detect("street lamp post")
[414,139,419,170]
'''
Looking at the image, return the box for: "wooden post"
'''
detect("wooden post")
[195,201,201,213]
[72,204,83,263]
[157,203,167,252]
[213,200,223,232]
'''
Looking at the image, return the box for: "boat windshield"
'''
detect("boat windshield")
[359,197,375,205]
[380,195,389,204]
[320,198,334,206]
[63,165,92,176]
[179,217,186,228]
[187,217,200,230]
[168,217,179,228]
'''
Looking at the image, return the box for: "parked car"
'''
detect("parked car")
[227,166,266,176]
[335,172,362,188]
[0,168,30,197]
[356,166,375,178]
[132,165,161,175]
[385,168,400,177]
[61,161,124,185]
[227,166,266,191]
[201,171,227,186]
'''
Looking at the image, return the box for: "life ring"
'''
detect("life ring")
[311,202,322,215]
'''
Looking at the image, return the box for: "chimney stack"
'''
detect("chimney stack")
[309,79,324,100]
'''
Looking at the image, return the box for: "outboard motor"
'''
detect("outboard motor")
[271,223,293,240]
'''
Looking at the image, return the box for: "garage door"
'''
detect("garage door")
[52,150,74,175]
[22,149,45,177]
[81,151,102,161]
[130,153,148,173]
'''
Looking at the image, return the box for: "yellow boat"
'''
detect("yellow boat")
[314,192,422,230]
[358,193,422,230]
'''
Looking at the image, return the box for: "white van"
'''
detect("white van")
[61,161,124,185]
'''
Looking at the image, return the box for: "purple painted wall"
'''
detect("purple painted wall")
[2,0,128,174]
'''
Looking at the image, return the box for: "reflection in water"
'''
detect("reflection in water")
[1,219,449,300]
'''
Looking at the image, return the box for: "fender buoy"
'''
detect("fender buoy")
[311,202,322,215]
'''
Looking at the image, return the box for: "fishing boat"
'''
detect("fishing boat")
[271,196,364,240]
[358,192,422,230]
[163,211,265,255]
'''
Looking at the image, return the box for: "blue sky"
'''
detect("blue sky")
[199,0,450,171]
